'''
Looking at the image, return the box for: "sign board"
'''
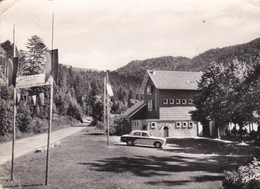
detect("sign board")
[16,74,51,89]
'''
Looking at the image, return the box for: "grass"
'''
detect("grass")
[1,127,259,189]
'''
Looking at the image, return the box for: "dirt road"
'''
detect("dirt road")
[0,126,86,165]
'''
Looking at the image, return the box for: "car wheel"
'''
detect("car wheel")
[127,140,134,146]
[154,142,162,148]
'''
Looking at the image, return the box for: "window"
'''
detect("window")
[176,99,181,104]
[169,99,174,104]
[163,99,168,104]
[176,122,181,128]
[189,122,193,128]
[133,132,142,136]
[182,99,187,105]
[150,122,156,129]
[142,132,149,137]
[188,99,193,104]
[132,121,139,128]
[182,122,188,128]
[147,85,152,95]
[148,100,153,111]
[154,91,158,111]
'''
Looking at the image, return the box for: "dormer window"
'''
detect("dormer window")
[163,99,168,104]
[147,85,152,95]
[176,99,181,105]
[169,99,174,104]
[188,99,193,104]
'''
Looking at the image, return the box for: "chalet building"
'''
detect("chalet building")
[122,70,204,138]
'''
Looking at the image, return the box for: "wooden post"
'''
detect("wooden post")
[11,88,16,181]
[106,72,110,146]
[45,13,54,186]
[45,77,53,186]
[11,25,16,181]
[103,76,107,135]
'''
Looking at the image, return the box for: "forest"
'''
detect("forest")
[1,35,260,141]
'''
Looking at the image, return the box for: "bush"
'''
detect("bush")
[96,119,124,136]
[17,103,32,133]
[67,99,83,122]
[223,158,260,189]
[0,100,13,136]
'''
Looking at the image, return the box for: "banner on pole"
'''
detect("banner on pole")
[32,95,36,105]
[45,49,58,83]
[16,74,51,89]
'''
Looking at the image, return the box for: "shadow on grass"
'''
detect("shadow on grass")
[3,183,43,188]
[79,153,247,187]
[165,138,259,156]
[145,175,224,187]
[80,137,256,187]
[84,133,104,136]
[148,180,191,186]
[114,143,155,149]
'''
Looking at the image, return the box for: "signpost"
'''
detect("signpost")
[9,13,57,186]
[16,74,51,89]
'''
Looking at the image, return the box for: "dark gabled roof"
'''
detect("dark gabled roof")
[121,100,145,119]
[140,70,203,94]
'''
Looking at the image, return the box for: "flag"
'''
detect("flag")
[0,46,5,58]
[17,93,21,103]
[45,49,58,83]
[107,82,113,97]
[32,95,36,106]
[39,92,44,105]
[7,57,18,87]
[7,59,13,86]
[106,75,113,97]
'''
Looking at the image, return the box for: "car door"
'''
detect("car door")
[132,131,142,145]
[140,132,153,146]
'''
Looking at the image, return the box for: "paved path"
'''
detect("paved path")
[0,126,86,165]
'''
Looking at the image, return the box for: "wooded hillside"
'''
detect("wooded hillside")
[1,36,260,141]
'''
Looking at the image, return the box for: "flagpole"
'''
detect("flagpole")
[106,71,110,146]
[45,13,54,186]
[11,25,16,181]
[103,76,107,135]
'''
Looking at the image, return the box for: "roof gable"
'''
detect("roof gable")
[140,70,202,94]
[121,100,145,118]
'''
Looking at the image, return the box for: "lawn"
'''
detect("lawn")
[1,127,259,189]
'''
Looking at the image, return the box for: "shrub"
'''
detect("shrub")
[67,98,83,122]
[96,119,124,136]
[0,100,13,136]
[25,118,48,134]
[249,130,259,141]
[223,158,260,189]
[17,103,32,133]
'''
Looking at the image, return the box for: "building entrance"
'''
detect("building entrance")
[163,126,169,137]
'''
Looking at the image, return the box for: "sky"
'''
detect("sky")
[1,0,260,71]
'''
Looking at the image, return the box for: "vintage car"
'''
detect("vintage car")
[120,130,166,148]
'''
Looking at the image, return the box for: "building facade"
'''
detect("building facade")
[122,70,203,138]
